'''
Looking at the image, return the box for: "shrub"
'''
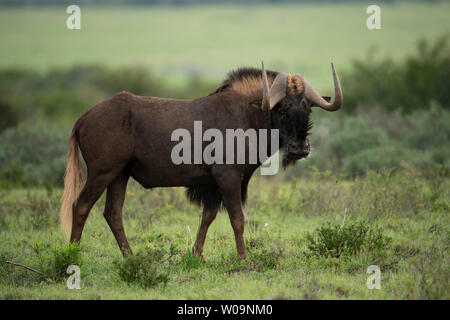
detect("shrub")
[294,103,450,177]
[342,35,450,113]
[0,64,215,130]
[306,220,391,258]
[92,65,166,97]
[33,242,82,282]
[0,123,67,187]
[48,243,82,281]
[319,116,389,174]
[114,248,173,288]
[0,99,19,132]
[404,102,450,168]
[341,143,425,176]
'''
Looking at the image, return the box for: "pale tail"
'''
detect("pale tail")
[60,133,85,240]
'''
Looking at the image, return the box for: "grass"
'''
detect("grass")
[0,3,449,90]
[0,169,448,299]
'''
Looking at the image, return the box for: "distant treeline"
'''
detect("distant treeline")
[1,36,448,132]
[0,0,443,7]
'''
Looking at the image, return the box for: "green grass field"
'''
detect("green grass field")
[1,3,449,89]
[1,170,448,299]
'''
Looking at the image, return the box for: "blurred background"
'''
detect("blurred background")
[0,0,449,187]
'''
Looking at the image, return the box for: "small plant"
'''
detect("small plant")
[306,220,391,258]
[4,241,83,283]
[114,248,173,288]
[250,247,283,272]
[180,249,203,271]
[38,242,82,282]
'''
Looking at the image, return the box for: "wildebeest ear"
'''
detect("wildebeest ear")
[311,96,331,106]
[268,73,288,109]
[261,62,288,111]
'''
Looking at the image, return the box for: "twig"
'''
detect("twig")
[22,239,34,249]
[173,276,196,283]
[5,261,43,275]
[22,240,42,262]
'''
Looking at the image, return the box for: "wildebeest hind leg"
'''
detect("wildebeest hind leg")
[70,172,119,244]
[193,206,219,262]
[103,172,133,257]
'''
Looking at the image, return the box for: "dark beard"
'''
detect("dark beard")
[282,154,300,169]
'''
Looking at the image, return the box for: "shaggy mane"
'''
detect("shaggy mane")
[209,67,279,96]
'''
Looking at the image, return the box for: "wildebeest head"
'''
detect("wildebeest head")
[260,62,343,168]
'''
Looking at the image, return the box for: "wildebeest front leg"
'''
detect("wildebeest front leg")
[193,206,219,262]
[104,173,133,257]
[215,171,248,259]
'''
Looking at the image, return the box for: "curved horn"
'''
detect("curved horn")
[261,61,288,111]
[301,62,343,112]
[261,61,271,111]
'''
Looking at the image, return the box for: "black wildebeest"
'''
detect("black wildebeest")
[60,62,342,260]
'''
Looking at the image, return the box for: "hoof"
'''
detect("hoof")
[237,253,248,260]
[192,246,206,263]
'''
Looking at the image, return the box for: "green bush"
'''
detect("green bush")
[114,248,173,288]
[0,100,19,132]
[306,220,391,258]
[341,143,425,176]
[0,65,215,130]
[47,243,82,282]
[91,65,167,97]
[29,242,82,282]
[342,36,450,113]
[296,103,450,177]
[320,116,390,173]
[0,123,68,187]
[404,102,450,167]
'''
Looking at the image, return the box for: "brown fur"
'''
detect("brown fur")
[287,74,304,95]
[210,67,278,97]
[231,75,269,96]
